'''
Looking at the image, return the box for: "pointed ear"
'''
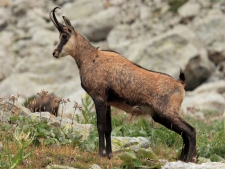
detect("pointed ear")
[62,16,75,34]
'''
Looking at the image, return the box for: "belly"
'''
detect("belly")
[107,101,156,116]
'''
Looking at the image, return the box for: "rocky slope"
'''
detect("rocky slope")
[0,0,224,128]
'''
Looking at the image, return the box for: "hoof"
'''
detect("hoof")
[99,150,106,157]
[107,153,113,159]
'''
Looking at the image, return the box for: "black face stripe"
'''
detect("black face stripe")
[57,32,70,53]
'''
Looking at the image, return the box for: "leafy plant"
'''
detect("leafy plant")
[116,150,142,169]
[76,94,95,124]
[116,149,162,169]
[80,130,99,152]
[0,129,34,168]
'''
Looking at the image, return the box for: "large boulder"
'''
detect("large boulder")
[0,73,45,100]
[124,25,200,78]
[0,7,9,30]
[178,1,201,19]
[108,24,215,90]
[191,9,225,47]
[182,80,225,116]
[183,49,215,90]
[107,24,133,54]
[0,47,14,81]
[61,0,104,20]
[163,160,225,169]
[191,8,225,65]
[207,43,225,65]
[208,61,225,82]
[0,71,83,106]
[73,7,121,42]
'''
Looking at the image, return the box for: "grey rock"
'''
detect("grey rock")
[30,27,57,47]
[0,47,14,81]
[198,0,212,8]
[182,80,225,115]
[163,160,225,169]
[51,0,72,6]
[124,25,199,78]
[192,9,225,47]
[14,102,33,116]
[0,8,9,31]
[184,49,215,90]
[2,53,82,99]
[74,7,121,42]
[0,73,56,100]
[189,80,225,96]
[107,0,124,6]
[91,41,109,50]
[30,112,55,121]
[50,117,94,140]
[16,8,47,30]
[107,24,133,54]
[61,0,104,20]
[207,42,225,65]
[89,164,101,169]
[208,61,225,82]
[0,31,14,48]
[178,1,201,18]
[0,101,32,122]
[112,136,149,152]
[140,5,152,19]
[46,165,77,169]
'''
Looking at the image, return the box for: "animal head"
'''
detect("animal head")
[49,7,77,58]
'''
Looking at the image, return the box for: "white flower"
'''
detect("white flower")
[14,129,34,147]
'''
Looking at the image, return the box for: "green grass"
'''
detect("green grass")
[0,94,224,168]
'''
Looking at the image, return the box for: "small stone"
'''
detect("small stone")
[89,164,101,169]
[45,164,77,169]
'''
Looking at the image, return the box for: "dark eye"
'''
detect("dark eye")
[62,33,67,39]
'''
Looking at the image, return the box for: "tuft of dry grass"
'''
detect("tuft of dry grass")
[13,145,123,169]
[152,143,179,162]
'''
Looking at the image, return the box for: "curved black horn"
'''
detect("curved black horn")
[50,7,63,32]
[49,10,57,29]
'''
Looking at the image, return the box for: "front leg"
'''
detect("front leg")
[93,97,107,157]
[105,106,112,159]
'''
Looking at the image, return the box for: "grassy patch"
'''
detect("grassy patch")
[13,146,122,169]
[0,94,225,168]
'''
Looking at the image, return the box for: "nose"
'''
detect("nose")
[52,51,58,58]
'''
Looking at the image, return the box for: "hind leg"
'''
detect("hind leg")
[179,133,189,161]
[152,113,196,162]
[178,118,196,162]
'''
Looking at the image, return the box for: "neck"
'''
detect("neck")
[71,34,97,69]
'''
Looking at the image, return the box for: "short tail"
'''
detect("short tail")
[179,67,185,83]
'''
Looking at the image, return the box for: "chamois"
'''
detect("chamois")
[49,7,196,162]
[27,94,59,116]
